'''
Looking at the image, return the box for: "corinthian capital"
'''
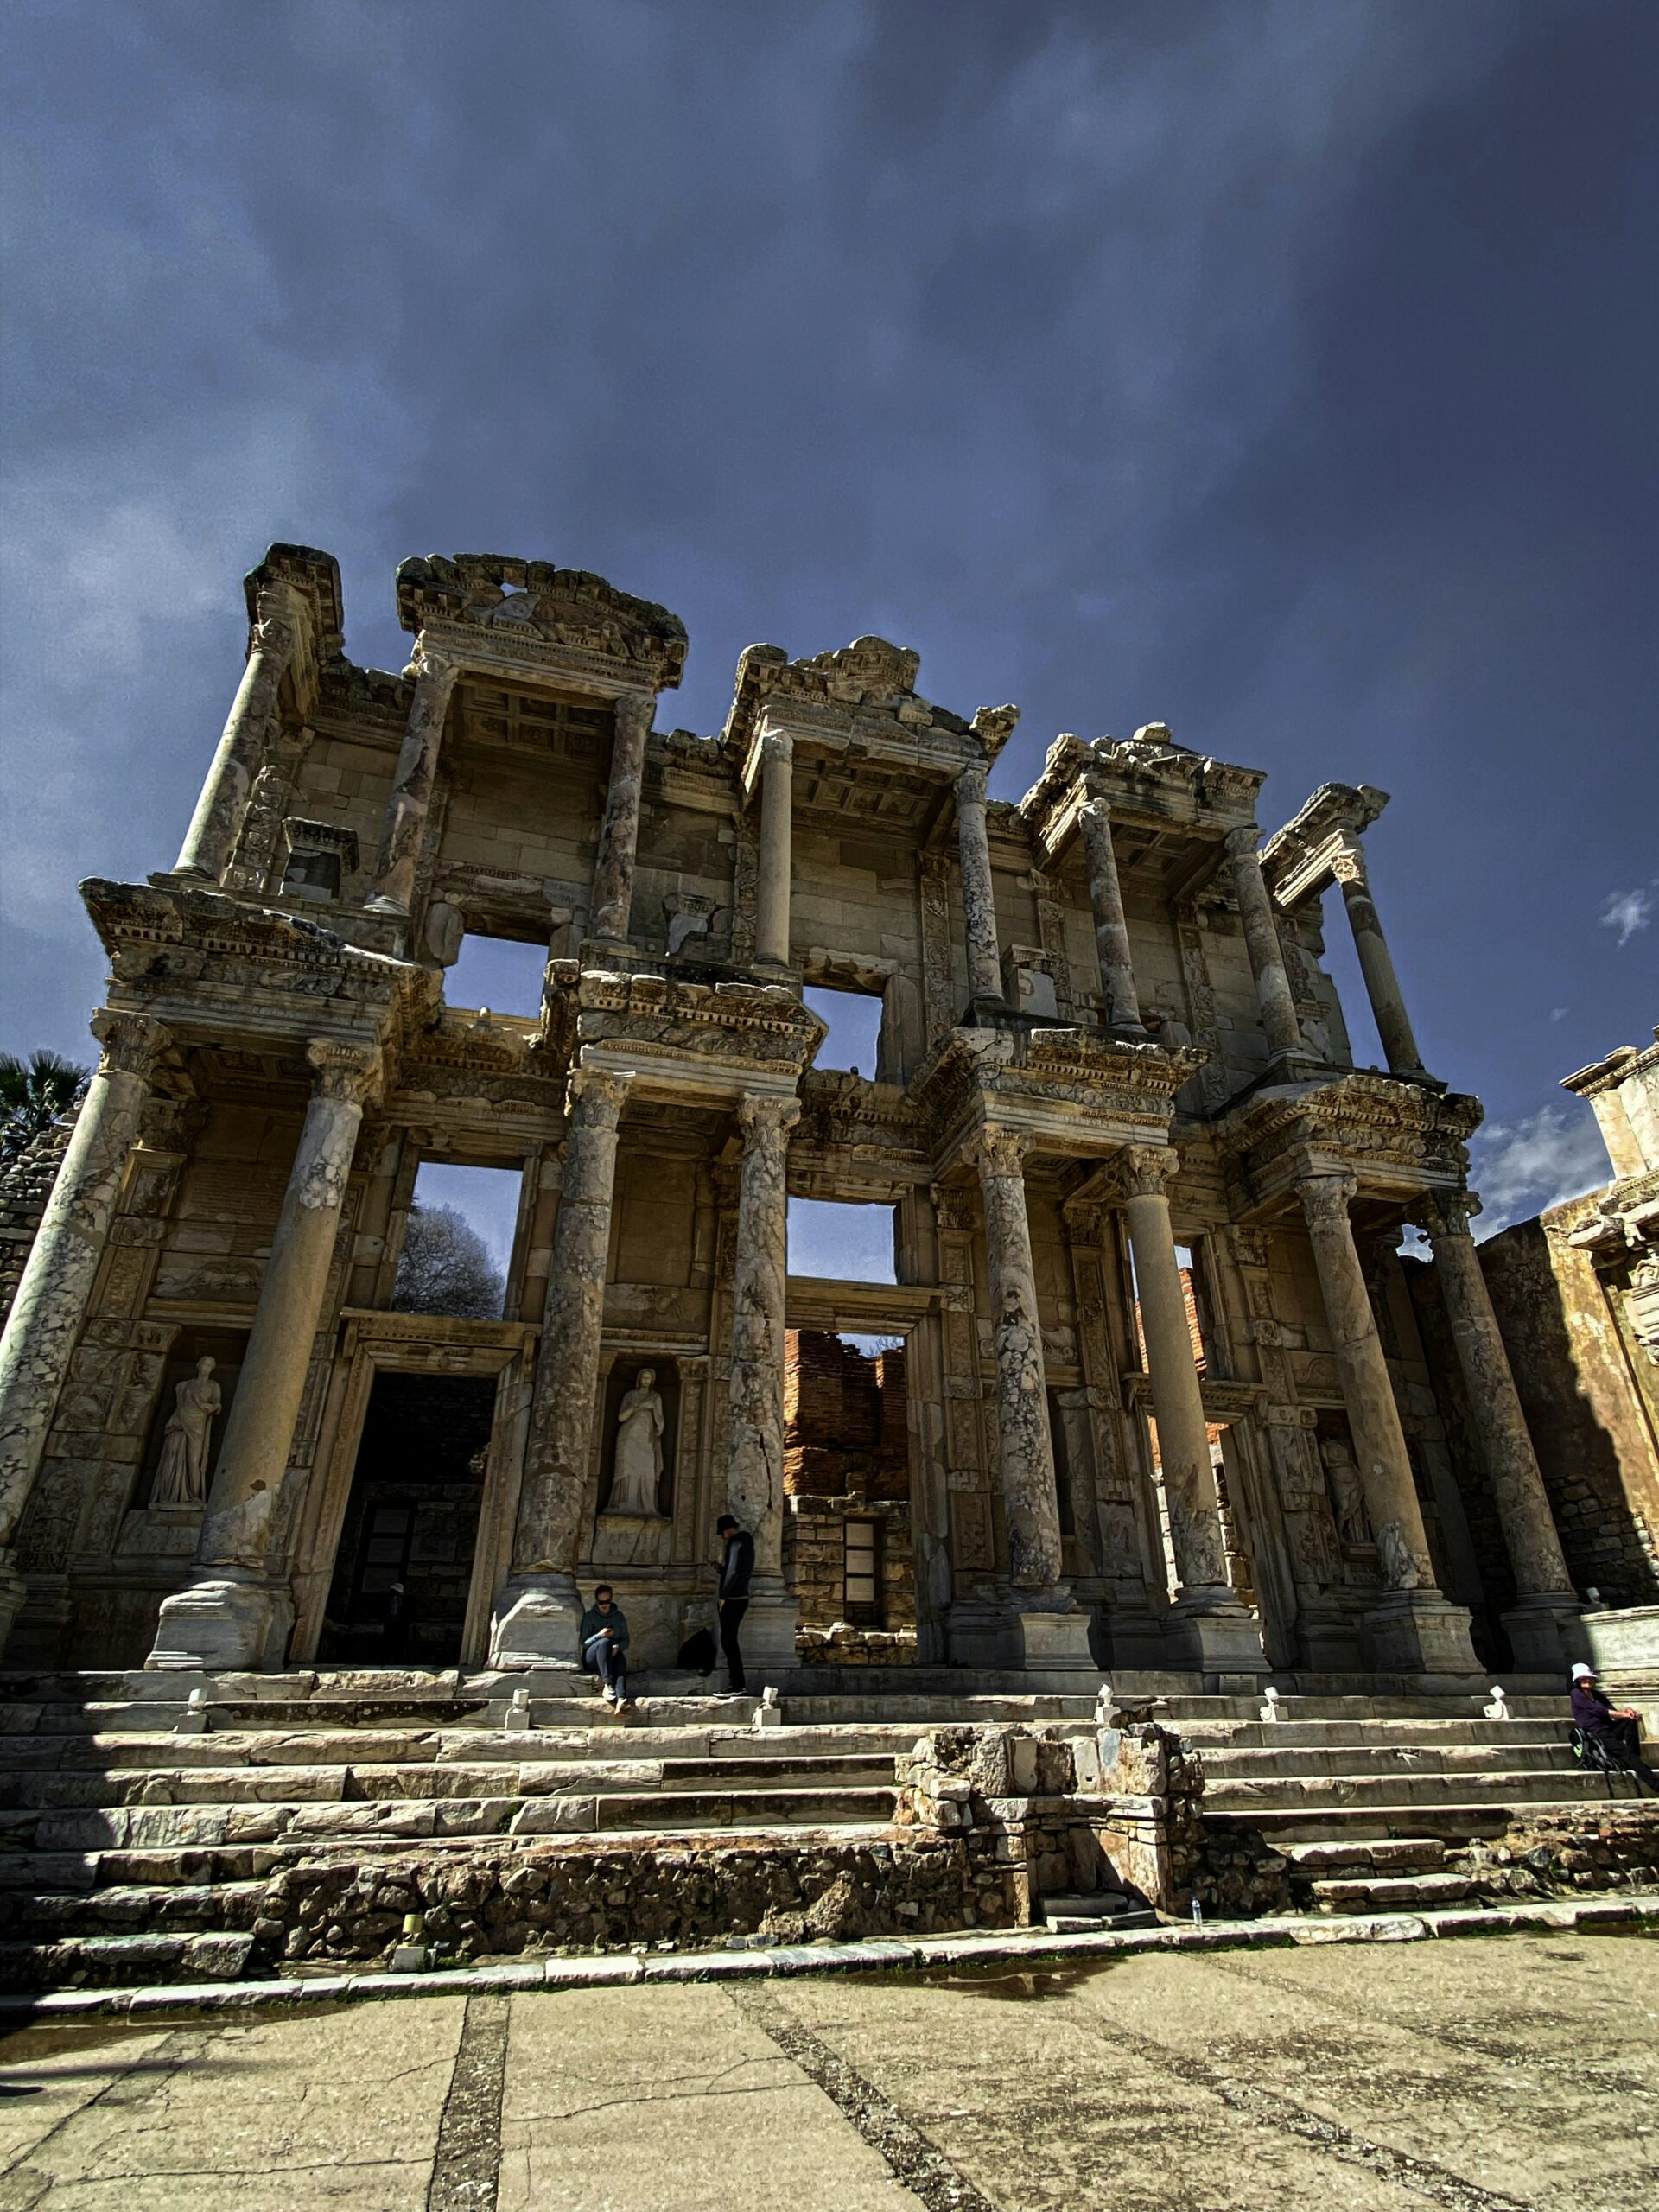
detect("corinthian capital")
[613,688,655,741]
[90,1010,170,1084]
[1114,1144,1179,1201]
[1224,824,1262,860]
[760,728,794,769]
[968,1124,1029,1180]
[1329,837,1369,888]
[306,1039,382,1108]
[738,1091,802,1148]
[1296,1170,1357,1229]
[407,644,461,696]
[567,1064,634,1126]
[1414,1188,1481,1242]
[955,765,988,809]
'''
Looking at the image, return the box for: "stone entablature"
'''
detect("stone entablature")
[0,537,1586,1688]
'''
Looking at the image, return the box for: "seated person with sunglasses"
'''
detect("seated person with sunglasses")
[579,1585,635,1711]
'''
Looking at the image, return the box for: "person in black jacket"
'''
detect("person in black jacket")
[715,1513,754,1693]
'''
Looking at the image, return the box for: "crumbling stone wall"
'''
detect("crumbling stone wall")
[0,1120,73,1325]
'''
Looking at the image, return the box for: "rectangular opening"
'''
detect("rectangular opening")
[443,931,548,1017]
[843,1517,881,1623]
[804,984,885,1079]
[393,1160,523,1319]
[281,848,340,902]
[788,1196,899,1284]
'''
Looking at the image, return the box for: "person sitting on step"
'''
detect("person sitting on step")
[1570,1661,1653,1786]
[579,1585,634,1712]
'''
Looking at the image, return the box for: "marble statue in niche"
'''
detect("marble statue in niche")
[150,1357,221,1508]
[605,1366,666,1516]
[1321,1435,1370,1548]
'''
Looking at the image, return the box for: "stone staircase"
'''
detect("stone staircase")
[1168,1699,1649,1914]
[0,1671,1645,1985]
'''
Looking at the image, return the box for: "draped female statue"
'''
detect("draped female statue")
[151,1357,220,1508]
[606,1367,666,1516]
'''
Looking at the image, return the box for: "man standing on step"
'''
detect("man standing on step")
[715,1514,753,1694]
[579,1585,635,1712]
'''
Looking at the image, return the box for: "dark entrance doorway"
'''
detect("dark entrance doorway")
[318,1370,497,1665]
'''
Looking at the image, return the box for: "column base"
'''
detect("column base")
[1015,1608,1098,1674]
[1501,1592,1585,1674]
[1294,1598,1365,1672]
[944,1595,1019,1669]
[1361,1591,1479,1675]
[488,1574,584,1670]
[1164,1587,1268,1675]
[146,1573,294,1671]
[0,1557,27,1666]
[363,893,410,919]
[734,1586,799,1675]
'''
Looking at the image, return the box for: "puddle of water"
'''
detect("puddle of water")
[0,2018,162,2069]
[846,1959,1107,2000]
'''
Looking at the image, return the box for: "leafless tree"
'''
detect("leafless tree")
[391,1203,504,1319]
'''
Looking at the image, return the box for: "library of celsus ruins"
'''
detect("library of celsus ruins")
[0,542,1616,1693]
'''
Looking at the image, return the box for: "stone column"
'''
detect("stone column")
[148,1040,379,1670]
[588,689,655,945]
[365,646,461,918]
[1077,800,1147,1035]
[492,1065,632,1667]
[1225,827,1302,1060]
[173,583,302,881]
[753,732,795,970]
[1418,1190,1581,1669]
[1118,1147,1262,1672]
[969,1127,1062,1592]
[724,1091,801,1669]
[0,1014,168,1653]
[1297,1172,1477,1672]
[955,766,1003,1009]
[1332,842,1427,1077]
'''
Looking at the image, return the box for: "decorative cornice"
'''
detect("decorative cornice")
[1260,782,1389,906]
[395,555,686,690]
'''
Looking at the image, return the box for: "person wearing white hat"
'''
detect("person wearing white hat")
[1569,1662,1652,1783]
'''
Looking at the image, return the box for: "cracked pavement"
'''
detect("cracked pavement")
[0,1930,1651,2209]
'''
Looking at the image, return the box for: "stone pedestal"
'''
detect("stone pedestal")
[1015,1608,1098,1673]
[734,1587,802,1675]
[1501,1592,1589,1674]
[1361,1592,1485,1678]
[147,1573,292,1673]
[1165,1588,1270,1675]
[488,1575,585,1671]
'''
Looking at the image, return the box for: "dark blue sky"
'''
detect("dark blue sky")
[3,0,1654,1232]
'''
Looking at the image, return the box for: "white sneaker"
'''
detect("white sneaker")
[601,1684,617,1705]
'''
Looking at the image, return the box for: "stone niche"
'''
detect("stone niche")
[591,1355,679,1568]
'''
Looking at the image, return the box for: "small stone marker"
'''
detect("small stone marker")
[753,1685,782,1730]
[1259,1685,1283,1724]
[505,1687,531,1732]
[174,1687,210,1736]
[1484,1684,1511,1721]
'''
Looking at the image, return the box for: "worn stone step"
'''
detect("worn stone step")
[0,1879,267,1936]
[1311,1872,1475,1914]
[1203,1768,1637,1813]
[1198,1744,1580,1781]
[1281,1839,1446,1874]
[0,1930,257,1990]
[1177,1719,1571,1751]
[1203,1799,1637,1846]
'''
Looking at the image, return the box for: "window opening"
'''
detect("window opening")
[804,985,885,1079]
[394,1160,522,1319]
[281,848,340,901]
[844,1518,881,1621]
[788,1196,899,1284]
[443,932,548,1018]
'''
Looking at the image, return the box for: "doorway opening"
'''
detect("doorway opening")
[783,1328,914,1660]
[318,1370,498,1665]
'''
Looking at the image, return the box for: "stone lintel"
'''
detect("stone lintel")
[1020,739,1264,859]
[1260,781,1389,906]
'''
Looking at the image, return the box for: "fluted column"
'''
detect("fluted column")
[753,733,794,970]
[969,1127,1063,1592]
[1297,1171,1477,1672]
[365,646,461,918]
[492,1065,632,1667]
[1225,827,1302,1059]
[0,1013,168,1653]
[1418,1190,1581,1667]
[149,1039,380,1670]
[1331,842,1427,1077]
[725,1092,802,1667]
[174,583,301,880]
[588,690,655,944]
[955,765,1003,1008]
[1078,799,1147,1035]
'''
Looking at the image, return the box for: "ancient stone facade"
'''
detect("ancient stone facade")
[0,542,1592,1681]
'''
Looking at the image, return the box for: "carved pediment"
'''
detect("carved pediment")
[396,556,687,686]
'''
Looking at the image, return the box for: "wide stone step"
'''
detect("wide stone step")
[1203,1768,1637,1813]
[1311,1871,1475,1914]
[1178,1719,1571,1751]
[0,1930,257,1989]
[1202,1798,1637,1846]
[1198,1744,1580,1781]
[0,1878,267,1937]
[1281,1838,1446,1874]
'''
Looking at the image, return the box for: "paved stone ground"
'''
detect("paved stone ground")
[0,1930,1651,2209]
